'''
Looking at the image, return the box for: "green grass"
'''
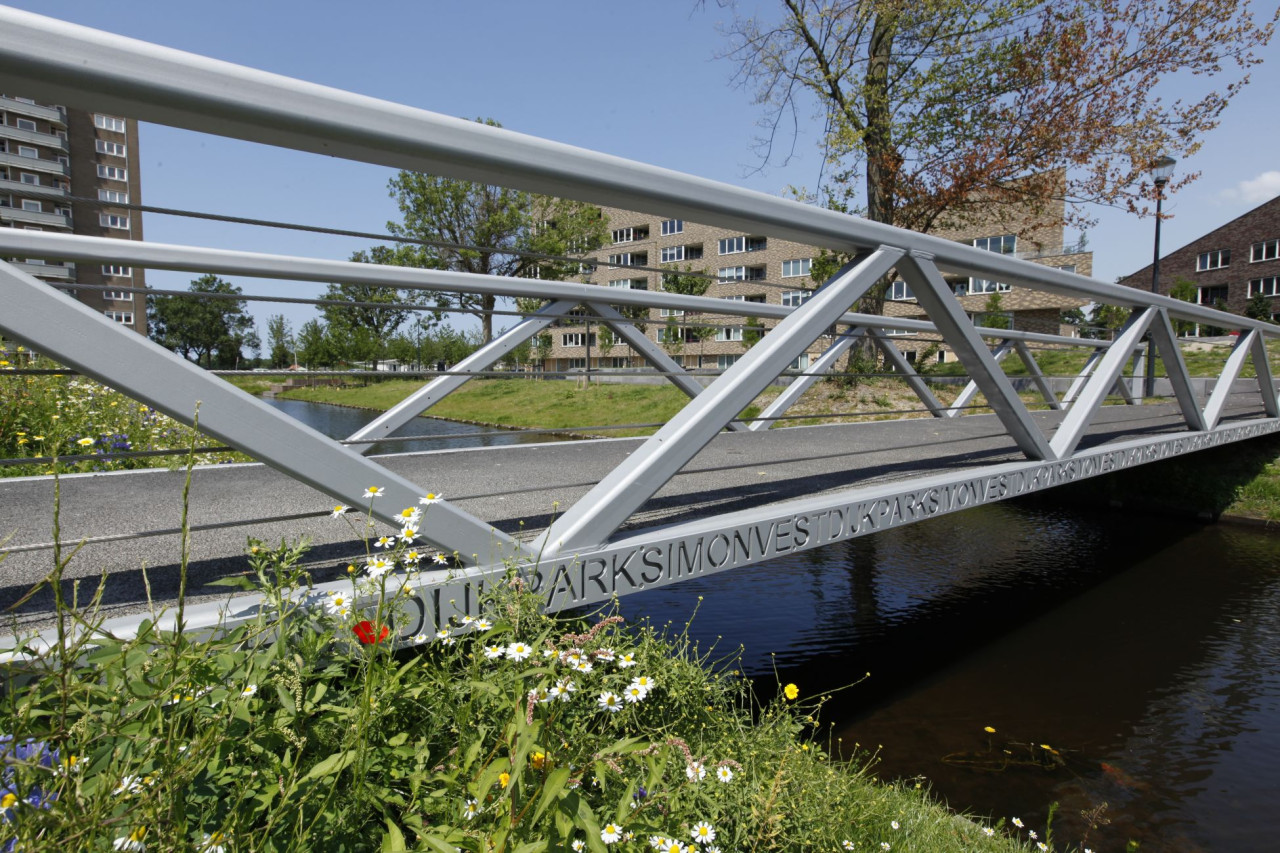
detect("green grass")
[281,379,708,438]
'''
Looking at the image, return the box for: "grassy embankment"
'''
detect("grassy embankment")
[1,492,1052,852]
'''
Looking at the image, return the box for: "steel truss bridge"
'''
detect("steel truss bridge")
[1,8,1278,650]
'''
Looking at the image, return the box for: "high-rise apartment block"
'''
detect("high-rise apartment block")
[1,95,146,334]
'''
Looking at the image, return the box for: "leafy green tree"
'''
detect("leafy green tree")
[295,319,333,368]
[742,316,765,349]
[1245,292,1274,322]
[1168,278,1199,336]
[980,292,1011,330]
[266,314,294,368]
[718,0,1274,321]
[1084,303,1132,340]
[148,274,258,368]
[373,120,609,344]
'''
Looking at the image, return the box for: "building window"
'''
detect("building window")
[715,326,743,342]
[561,332,596,347]
[608,357,630,369]
[718,266,765,282]
[659,306,685,318]
[1198,284,1229,306]
[1196,249,1230,271]
[607,252,645,268]
[96,164,127,181]
[20,199,41,212]
[782,258,812,278]
[99,213,130,230]
[781,290,813,308]
[1249,277,1279,297]
[888,280,915,301]
[717,354,740,370]
[95,139,127,157]
[94,114,126,132]
[612,226,648,243]
[102,265,132,277]
[717,235,767,254]
[566,358,587,370]
[661,245,685,263]
[17,145,38,159]
[104,311,134,325]
[661,219,683,236]
[968,278,1011,294]
[19,172,39,185]
[973,235,1017,254]
[1251,240,1279,263]
[104,290,134,301]
[98,189,130,204]
[14,118,37,132]
[607,278,646,290]
[788,354,811,371]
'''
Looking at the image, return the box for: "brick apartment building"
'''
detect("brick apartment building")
[0,94,147,335]
[543,195,1090,373]
[1118,194,1280,332]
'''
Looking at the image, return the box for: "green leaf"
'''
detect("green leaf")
[302,749,356,782]
[532,766,570,824]
[380,819,407,852]
[511,843,547,853]
[387,731,408,748]
[207,576,257,591]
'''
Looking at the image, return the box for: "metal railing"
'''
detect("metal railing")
[2,6,1279,648]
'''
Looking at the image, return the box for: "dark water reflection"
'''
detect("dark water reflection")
[613,504,1280,853]
[259,396,568,454]
[272,398,1279,850]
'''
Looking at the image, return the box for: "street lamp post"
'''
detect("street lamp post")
[1144,155,1177,399]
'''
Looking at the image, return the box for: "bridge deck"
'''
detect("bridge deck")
[0,396,1269,630]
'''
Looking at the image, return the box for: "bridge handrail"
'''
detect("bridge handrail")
[0,230,1099,351]
[0,6,1275,338]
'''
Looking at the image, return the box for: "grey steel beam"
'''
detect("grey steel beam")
[0,7,1276,339]
[1128,349,1146,404]
[1062,347,1104,407]
[748,327,868,431]
[0,261,525,563]
[1253,331,1280,418]
[1011,340,1063,410]
[536,248,904,555]
[1146,309,1207,431]
[0,229,1094,350]
[899,255,1054,460]
[584,302,747,432]
[1203,330,1259,430]
[347,299,579,450]
[1049,310,1155,458]
[944,339,1014,419]
[866,328,948,417]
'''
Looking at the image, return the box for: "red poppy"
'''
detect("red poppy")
[353,620,390,645]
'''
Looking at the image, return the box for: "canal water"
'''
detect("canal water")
[276,398,1280,852]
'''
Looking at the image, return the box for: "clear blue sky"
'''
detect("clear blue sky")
[8,0,1279,338]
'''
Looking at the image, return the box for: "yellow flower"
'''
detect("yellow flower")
[530,751,547,770]
[0,793,16,809]
[17,438,27,446]
[984,726,996,733]
[783,683,799,701]
[33,435,44,441]
[498,771,510,788]
[76,437,94,447]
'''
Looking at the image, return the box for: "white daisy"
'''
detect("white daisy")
[325,591,351,615]
[432,553,449,565]
[402,549,423,565]
[399,524,418,543]
[715,765,734,783]
[595,647,616,661]
[240,684,258,698]
[628,675,655,695]
[330,505,350,518]
[624,685,645,704]
[419,492,444,505]
[686,761,706,781]
[601,823,623,844]
[396,506,422,524]
[507,641,532,661]
[475,618,492,631]
[374,536,395,550]
[690,821,715,843]
[617,652,637,668]
[366,557,392,579]
[363,486,384,499]
[573,660,594,674]
[483,644,504,659]
[463,797,479,820]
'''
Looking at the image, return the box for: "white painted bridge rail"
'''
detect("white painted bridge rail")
[1,7,1278,651]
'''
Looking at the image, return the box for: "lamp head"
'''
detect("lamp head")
[1150,155,1176,187]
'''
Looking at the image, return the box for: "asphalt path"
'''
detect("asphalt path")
[0,397,1268,632]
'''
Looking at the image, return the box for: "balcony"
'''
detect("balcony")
[0,97,65,126]
[1015,241,1089,262]
[0,206,72,229]
[0,124,68,151]
[10,260,74,280]
[0,151,67,176]
[0,177,68,199]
